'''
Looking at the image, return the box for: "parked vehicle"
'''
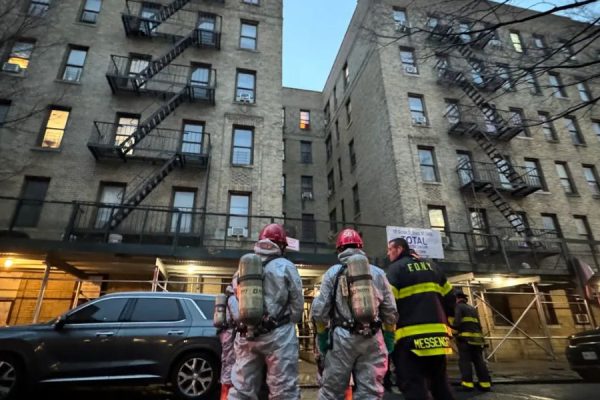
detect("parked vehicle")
[566,327,600,382]
[0,291,220,399]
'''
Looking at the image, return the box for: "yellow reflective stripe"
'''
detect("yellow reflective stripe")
[395,323,452,341]
[479,382,491,388]
[462,317,479,323]
[461,381,475,388]
[394,282,450,299]
[315,321,327,333]
[412,347,453,356]
[391,285,401,299]
[441,281,453,295]
[382,323,395,333]
[448,317,455,325]
[459,332,483,338]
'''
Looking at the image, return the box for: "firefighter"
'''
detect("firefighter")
[386,237,456,400]
[452,291,491,391]
[228,223,304,400]
[311,228,398,400]
[217,277,239,400]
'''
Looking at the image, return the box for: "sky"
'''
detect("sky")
[282,0,596,91]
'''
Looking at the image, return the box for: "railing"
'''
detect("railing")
[1,196,598,272]
[435,65,506,93]
[446,108,525,140]
[456,161,543,191]
[88,121,210,165]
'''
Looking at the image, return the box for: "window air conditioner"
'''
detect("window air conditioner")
[2,62,21,73]
[236,93,254,103]
[404,65,418,74]
[327,189,333,198]
[227,227,248,237]
[575,313,590,324]
[412,116,427,125]
[395,22,411,33]
[301,191,314,201]
[441,235,452,248]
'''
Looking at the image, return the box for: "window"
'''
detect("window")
[334,120,340,141]
[352,185,360,215]
[29,0,50,16]
[456,151,474,185]
[400,48,418,74]
[509,31,524,53]
[114,114,139,154]
[300,110,310,130]
[66,298,127,324]
[243,0,259,4]
[428,206,448,235]
[558,40,576,61]
[301,176,314,198]
[582,165,600,196]
[327,170,335,195]
[525,71,541,95]
[95,183,125,228]
[193,299,214,319]
[229,193,250,232]
[235,69,255,103]
[538,112,557,141]
[171,190,195,233]
[509,108,527,136]
[281,174,286,196]
[240,21,257,50]
[129,298,184,322]
[392,7,407,26]
[13,177,50,227]
[197,13,217,46]
[340,199,346,222]
[139,3,161,35]
[577,82,591,102]
[564,117,584,145]
[418,147,438,182]
[497,64,513,91]
[482,104,498,133]
[348,140,356,169]
[458,22,471,43]
[300,141,312,163]
[574,215,592,239]
[0,100,10,126]
[470,59,484,86]
[232,126,253,165]
[555,162,576,194]
[302,214,316,241]
[282,139,286,161]
[541,214,562,238]
[487,293,513,326]
[324,102,330,124]
[6,40,35,70]
[61,46,87,82]
[532,34,547,52]
[329,209,337,233]
[333,86,338,108]
[593,121,600,142]
[408,94,426,124]
[548,73,567,98]
[39,107,70,148]
[524,158,546,190]
[325,135,332,161]
[338,158,343,181]
[182,121,204,154]
[343,62,350,87]
[127,54,150,85]
[345,99,352,125]
[470,208,489,248]
[190,64,212,100]
[80,0,101,23]
[445,99,460,123]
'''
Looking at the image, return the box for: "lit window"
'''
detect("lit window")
[114,115,139,155]
[408,95,426,124]
[29,0,50,16]
[40,108,70,148]
[418,147,438,182]
[232,126,254,165]
[300,110,310,130]
[555,162,576,194]
[61,47,88,82]
[509,31,524,53]
[7,41,35,70]
[564,117,584,145]
[80,0,101,24]
[548,73,567,98]
[400,48,418,74]
[428,206,448,234]
[583,165,600,196]
[343,62,350,87]
[235,70,256,103]
[240,21,257,50]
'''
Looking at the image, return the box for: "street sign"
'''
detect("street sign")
[386,226,445,259]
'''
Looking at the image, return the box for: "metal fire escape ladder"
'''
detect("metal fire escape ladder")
[132,32,197,90]
[123,0,191,33]
[481,184,529,234]
[156,0,191,23]
[106,154,184,229]
[117,87,189,157]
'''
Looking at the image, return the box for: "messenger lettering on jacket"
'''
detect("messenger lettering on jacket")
[413,336,450,350]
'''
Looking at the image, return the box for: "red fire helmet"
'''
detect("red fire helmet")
[336,228,363,250]
[259,223,287,247]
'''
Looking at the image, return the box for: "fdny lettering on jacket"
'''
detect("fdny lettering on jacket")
[406,262,432,272]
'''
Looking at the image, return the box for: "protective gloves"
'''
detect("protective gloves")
[317,330,330,355]
[383,330,395,354]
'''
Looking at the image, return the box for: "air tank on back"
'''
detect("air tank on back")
[213,293,227,328]
[237,253,264,326]
[346,254,377,324]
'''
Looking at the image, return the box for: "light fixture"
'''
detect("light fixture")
[4,259,13,268]
[187,265,196,274]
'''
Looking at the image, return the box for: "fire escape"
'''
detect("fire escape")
[87,0,222,229]
[429,19,541,236]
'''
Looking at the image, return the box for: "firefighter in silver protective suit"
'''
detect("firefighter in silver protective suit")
[216,276,239,400]
[228,223,304,400]
[311,228,398,400]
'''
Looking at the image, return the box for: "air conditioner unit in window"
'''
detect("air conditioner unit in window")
[441,235,452,248]
[227,227,248,237]
[2,62,21,73]
[575,313,590,324]
[327,189,333,198]
[301,191,314,201]
[236,93,254,103]
[404,65,418,74]
[395,22,411,33]
[412,116,427,125]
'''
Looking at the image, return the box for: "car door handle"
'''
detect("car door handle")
[167,330,185,336]
[95,331,115,337]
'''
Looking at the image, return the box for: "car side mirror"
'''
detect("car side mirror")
[54,315,67,330]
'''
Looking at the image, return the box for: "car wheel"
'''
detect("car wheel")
[576,369,600,382]
[0,354,24,400]
[171,351,218,400]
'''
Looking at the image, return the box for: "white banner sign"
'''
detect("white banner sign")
[386,226,445,259]
[286,236,300,252]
